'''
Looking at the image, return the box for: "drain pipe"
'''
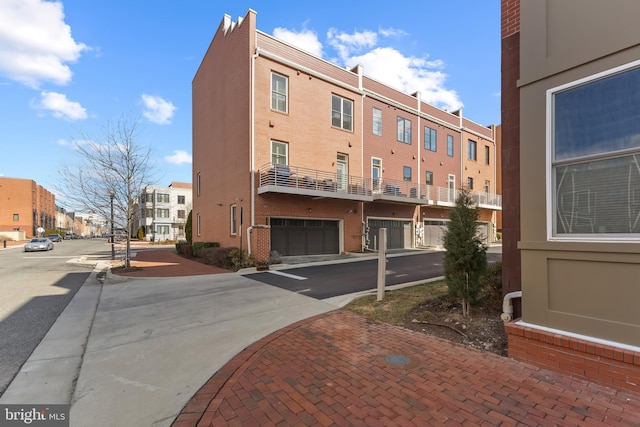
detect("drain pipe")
[501,291,522,322]
[246,226,253,256]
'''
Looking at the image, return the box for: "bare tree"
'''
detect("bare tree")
[57,116,157,267]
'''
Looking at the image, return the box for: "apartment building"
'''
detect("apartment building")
[501,0,640,392]
[0,177,56,238]
[136,182,192,241]
[193,9,501,261]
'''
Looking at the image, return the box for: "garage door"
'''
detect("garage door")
[367,219,411,250]
[270,218,339,256]
[423,220,448,247]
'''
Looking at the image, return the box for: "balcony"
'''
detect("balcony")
[257,163,501,209]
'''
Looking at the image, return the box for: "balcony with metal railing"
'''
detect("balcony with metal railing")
[256,163,501,209]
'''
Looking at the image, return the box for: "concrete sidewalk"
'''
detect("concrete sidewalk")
[1,256,337,426]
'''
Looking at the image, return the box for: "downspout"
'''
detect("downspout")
[358,64,365,252]
[249,47,259,256]
[415,91,421,248]
[501,291,522,322]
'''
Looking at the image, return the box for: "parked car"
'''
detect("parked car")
[24,238,54,252]
[46,234,62,242]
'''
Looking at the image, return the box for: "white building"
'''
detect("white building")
[136,182,192,242]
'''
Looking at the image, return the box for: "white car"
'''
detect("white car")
[24,238,54,252]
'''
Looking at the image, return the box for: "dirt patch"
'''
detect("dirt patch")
[111,266,143,274]
[402,292,508,357]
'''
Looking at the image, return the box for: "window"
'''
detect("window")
[156,193,169,203]
[403,166,412,181]
[13,214,19,221]
[372,107,382,136]
[426,171,433,186]
[485,146,490,165]
[372,157,382,192]
[156,209,169,218]
[484,180,491,195]
[177,210,185,219]
[467,177,474,190]
[447,135,454,157]
[178,195,185,204]
[468,140,477,160]
[157,225,169,235]
[424,126,437,151]
[197,173,201,196]
[331,94,353,131]
[397,117,412,144]
[231,205,237,235]
[271,72,288,112]
[550,61,640,239]
[197,213,201,236]
[271,141,288,165]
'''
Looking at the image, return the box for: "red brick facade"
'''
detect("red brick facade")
[506,323,640,394]
[0,177,56,237]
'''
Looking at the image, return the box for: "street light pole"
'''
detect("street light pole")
[109,189,115,260]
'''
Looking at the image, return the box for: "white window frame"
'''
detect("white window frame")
[197,213,201,236]
[271,140,288,165]
[331,94,353,131]
[372,107,382,136]
[271,72,288,113]
[546,59,640,242]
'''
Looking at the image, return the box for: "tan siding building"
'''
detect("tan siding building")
[193,10,501,260]
[501,0,640,392]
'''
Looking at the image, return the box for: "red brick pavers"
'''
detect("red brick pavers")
[174,311,640,426]
[116,249,230,277]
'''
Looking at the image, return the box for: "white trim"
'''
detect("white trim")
[546,58,640,242]
[515,320,640,353]
[270,71,288,113]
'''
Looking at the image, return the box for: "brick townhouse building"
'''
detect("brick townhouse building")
[193,9,501,261]
[501,0,640,392]
[0,177,56,238]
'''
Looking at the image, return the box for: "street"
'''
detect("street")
[245,248,502,299]
[0,238,111,396]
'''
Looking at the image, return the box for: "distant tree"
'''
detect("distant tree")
[442,188,488,317]
[185,210,193,243]
[56,116,157,267]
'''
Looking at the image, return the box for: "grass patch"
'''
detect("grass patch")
[343,280,448,325]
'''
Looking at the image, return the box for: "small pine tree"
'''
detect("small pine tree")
[185,210,193,243]
[137,226,145,240]
[442,188,488,317]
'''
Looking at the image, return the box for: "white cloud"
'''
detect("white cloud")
[164,150,192,165]
[141,94,176,125]
[272,27,323,57]
[32,91,87,120]
[275,25,463,112]
[0,0,89,88]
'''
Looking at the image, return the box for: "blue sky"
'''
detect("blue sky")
[0,0,500,196]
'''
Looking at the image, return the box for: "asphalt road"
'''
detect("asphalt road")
[245,251,502,299]
[0,238,111,396]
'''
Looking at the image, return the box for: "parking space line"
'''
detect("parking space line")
[268,271,308,280]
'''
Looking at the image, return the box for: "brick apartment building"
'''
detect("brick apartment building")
[193,9,501,261]
[0,177,56,238]
[501,0,640,392]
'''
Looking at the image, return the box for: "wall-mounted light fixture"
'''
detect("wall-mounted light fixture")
[308,208,312,213]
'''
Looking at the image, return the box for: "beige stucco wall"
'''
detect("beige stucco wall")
[519,0,640,346]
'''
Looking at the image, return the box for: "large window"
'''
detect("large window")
[271,141,288,165]
[397,117,412,144]
[156,209,169,218]
[157,225,170,235]
[271,72,288,112]
[178,195,185,204]
[447,135,454,157]
[156,193,169,203]
[424,126,437,151]
[468,140,477,161]
[485,146,490,165]
[372,107,382,136]
[331,94,353,131]
[549,61,640,239]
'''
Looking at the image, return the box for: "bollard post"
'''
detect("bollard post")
[3,240,6,249]
[377,228,387,301]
